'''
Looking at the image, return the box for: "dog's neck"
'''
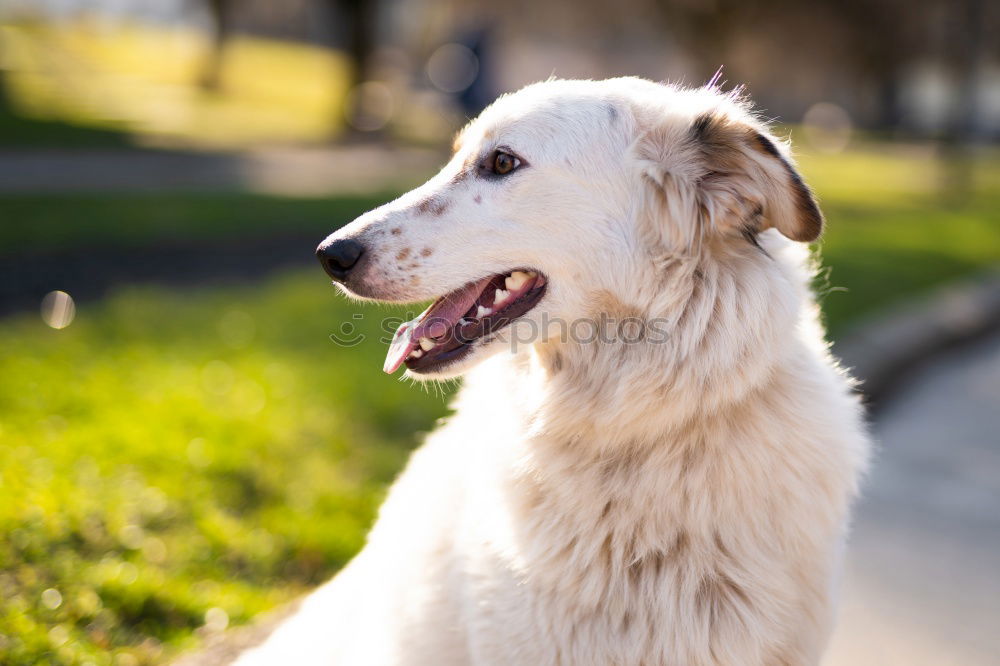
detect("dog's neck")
[460,236,823,596]
[517,237,809,456]
[454,236,854,636]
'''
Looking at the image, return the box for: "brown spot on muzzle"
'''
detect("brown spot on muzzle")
[396,248,411,261]
[420,247,433,257]
[415,196,450,217]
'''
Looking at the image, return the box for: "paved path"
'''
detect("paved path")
[0,146,442,195]
[825,330,1000,666]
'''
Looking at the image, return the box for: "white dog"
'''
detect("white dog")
[236,77,870,666]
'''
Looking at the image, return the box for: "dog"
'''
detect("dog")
[235,77,870,666]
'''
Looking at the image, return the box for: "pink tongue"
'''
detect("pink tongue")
[382,276,493,374]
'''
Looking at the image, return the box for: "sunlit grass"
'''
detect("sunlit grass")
[0,272,450,664]
[797,142,1000,333]
[796,140,1000,206]
[0,21,350,147]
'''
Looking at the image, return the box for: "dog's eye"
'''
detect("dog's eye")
[492,151,520,176]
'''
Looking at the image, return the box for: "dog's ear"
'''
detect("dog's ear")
[637,109,822,248]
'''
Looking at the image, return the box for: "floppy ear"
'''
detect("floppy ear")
[638,110,823,247]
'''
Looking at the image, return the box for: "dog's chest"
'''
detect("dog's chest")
[458,481,724,665]
[449,428,786,666]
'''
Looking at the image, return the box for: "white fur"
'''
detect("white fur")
[237,78,870,666]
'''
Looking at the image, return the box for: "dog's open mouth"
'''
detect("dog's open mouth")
[384,270,547,374]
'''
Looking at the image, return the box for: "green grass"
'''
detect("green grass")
[798,143,1000,335]
[0,141,998,664]
[0,193,400,253]
[0,272,452,664]
[0,108,134,149]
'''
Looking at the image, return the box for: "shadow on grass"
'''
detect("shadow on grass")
[0,192,399,316]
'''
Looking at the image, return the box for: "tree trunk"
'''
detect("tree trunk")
[200,0,234,91]
[951,0,986,142]
[334,0,377,90]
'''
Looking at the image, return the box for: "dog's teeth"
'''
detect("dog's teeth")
[505,271,531,291]
[476,306,492,318]
[409,349,423,359]
[418,337,436,351]
[494,289,510,306]
[458,318,472,326]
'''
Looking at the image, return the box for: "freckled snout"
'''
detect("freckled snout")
[317,238,365,283]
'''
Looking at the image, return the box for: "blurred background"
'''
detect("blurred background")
[0,0,997,664]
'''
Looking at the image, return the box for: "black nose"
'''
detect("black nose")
[317,238,365,282]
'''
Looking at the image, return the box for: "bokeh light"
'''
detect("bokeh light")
[344,81,394,132]
[40,290,76,329]
[802,102,853,154]
[426,43,479,94]
[203,606,229,633]
[40,588,62,610]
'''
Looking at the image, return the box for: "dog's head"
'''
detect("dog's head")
[317,78,822,379]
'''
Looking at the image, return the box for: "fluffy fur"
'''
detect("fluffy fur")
[236,77,870,666]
